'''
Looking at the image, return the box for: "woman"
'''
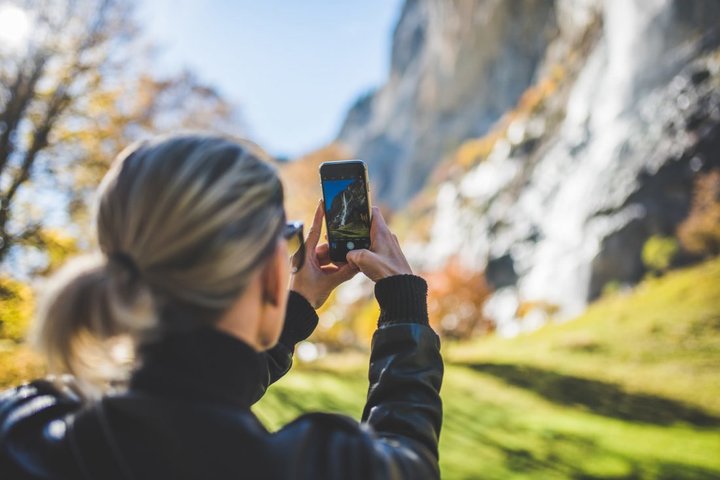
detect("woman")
[0,134,443,479]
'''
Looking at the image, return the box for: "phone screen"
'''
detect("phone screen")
[321,162,371,262]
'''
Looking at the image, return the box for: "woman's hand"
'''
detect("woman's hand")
[346,207,413,282]
[289,200,359,309]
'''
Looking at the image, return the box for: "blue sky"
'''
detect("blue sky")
[322,179,354,211]
[138,0,402,157]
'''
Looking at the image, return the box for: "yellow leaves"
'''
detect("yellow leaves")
[642,236,679,273]
[454,132,503,168]
[0,276,44,387]
[86,87,123,117]
[0,346,45,389]
[516,300,560,319]
[516,65,564,115]
[28,228,80,276]
[352,299,381,344]
[0,276,34,342]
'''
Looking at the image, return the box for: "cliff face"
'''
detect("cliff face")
[337,0,558,208]
[327,179,369,234]
[335,0,720,330]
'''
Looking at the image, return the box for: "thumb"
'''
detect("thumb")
[331,262,360,282]
[346,249,376,270]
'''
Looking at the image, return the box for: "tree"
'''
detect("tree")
[678,169,720,257]
[642,235,679,274]
[0,0,243,272]
[425,257,493,339]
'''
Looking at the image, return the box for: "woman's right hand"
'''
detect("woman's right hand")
[346,207,413,282]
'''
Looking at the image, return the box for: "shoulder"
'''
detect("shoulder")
[0,377,83,428]
[0,378,85,479]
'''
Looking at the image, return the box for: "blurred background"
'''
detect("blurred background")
[1,0,720,478]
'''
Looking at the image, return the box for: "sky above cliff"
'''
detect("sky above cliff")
[139,0,402,158]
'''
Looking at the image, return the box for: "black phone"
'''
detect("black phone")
[319,160,372,263]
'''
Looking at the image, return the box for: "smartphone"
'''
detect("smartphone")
[319,160,372,263]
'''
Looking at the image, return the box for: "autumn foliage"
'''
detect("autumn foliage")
[424,257,493,339]
[678,169,720,257]
[279,143,353,227]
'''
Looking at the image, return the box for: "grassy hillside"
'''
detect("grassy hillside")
[253,258,720,479]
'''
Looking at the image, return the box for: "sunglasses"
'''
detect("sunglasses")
[283,221,305,273]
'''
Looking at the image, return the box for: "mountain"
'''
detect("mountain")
[327,179,369,236]
[333,0,720,328]
[337,0,558,208]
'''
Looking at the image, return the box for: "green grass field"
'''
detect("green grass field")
[254,258,720,479]
[332,221,370,239]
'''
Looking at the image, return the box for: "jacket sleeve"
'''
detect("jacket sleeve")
[270,274,444,479]
[251,290,319,404]
[362,274,443,470]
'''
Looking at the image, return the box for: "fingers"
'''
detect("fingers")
[316,243,331,266]
[374,207,391,237]
[370,206,393,248]
[369,206,380,239]
[333,262,359,281]
[346,248,377,270]
[319,263,340,274]
[306,199,325,251]
[371,206,387,229]
[321,261,358,281]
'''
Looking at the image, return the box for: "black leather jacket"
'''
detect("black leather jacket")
[0,275,443,479]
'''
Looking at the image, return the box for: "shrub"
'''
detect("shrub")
[0,347,44,389]
[425,257,493,339]
[0,277,34,342]
[0,277,42,389]
[642,236,679,274]
[678,169,720,257]
[601,280,623,297]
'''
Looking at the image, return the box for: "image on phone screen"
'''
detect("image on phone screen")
[319,159,372,264]
[323,177,370,240]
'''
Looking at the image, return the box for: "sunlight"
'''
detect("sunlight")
[0,3,31,51]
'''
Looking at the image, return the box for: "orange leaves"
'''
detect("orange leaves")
[678,169,720,257]
[424,257,493,339]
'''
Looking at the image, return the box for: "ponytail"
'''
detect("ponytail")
[30,134,285,396]
[32,253,156,396]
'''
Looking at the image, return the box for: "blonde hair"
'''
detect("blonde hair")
[32,134,285,394]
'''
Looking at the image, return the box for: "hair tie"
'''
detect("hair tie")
[108,251,141,276]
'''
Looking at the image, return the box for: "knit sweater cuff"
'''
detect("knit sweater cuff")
[374,274,429,326]
[281,291,319,345]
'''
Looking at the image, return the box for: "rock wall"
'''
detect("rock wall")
[336,0,720,332]
[337,0,558,208]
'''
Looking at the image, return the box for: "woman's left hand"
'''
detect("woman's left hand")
[289,200,359,309]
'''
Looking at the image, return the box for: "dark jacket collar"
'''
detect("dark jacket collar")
[129,327,266,409]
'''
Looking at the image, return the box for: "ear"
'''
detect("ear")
[261,240,285,307]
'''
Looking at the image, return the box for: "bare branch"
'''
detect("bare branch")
[0,51,50,175]
[0,221,42,261]
[2,87,71,208]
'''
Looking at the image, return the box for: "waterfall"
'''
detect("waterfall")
[339,193,350,225]
[415,0,712,334]
[517,0,675,318]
